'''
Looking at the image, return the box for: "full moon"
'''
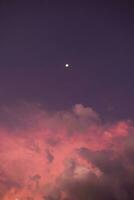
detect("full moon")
[65,64,69,68]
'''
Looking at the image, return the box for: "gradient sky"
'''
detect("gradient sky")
[0,2,134,200]
[0,0,134,120]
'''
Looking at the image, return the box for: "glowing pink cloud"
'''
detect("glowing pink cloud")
[0,104,133,200]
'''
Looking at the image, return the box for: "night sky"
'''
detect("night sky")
[0,1,134,120]
[0,1,134,200]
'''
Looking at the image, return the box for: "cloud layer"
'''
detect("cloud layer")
[0,104,133,200]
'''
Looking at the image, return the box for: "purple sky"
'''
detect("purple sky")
[0,2,134,200]
[0,0,134,120]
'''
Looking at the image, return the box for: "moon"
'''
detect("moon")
[65,64,71,69]
[65,64,69,67]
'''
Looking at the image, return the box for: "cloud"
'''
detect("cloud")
[0,103,133,200]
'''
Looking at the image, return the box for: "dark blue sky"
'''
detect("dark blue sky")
[0,0,134,120]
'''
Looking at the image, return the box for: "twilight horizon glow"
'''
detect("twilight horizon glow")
[0,103,133,200]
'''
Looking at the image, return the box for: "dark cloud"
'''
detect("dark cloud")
[46,149,54,163]
[58,135,134,200]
